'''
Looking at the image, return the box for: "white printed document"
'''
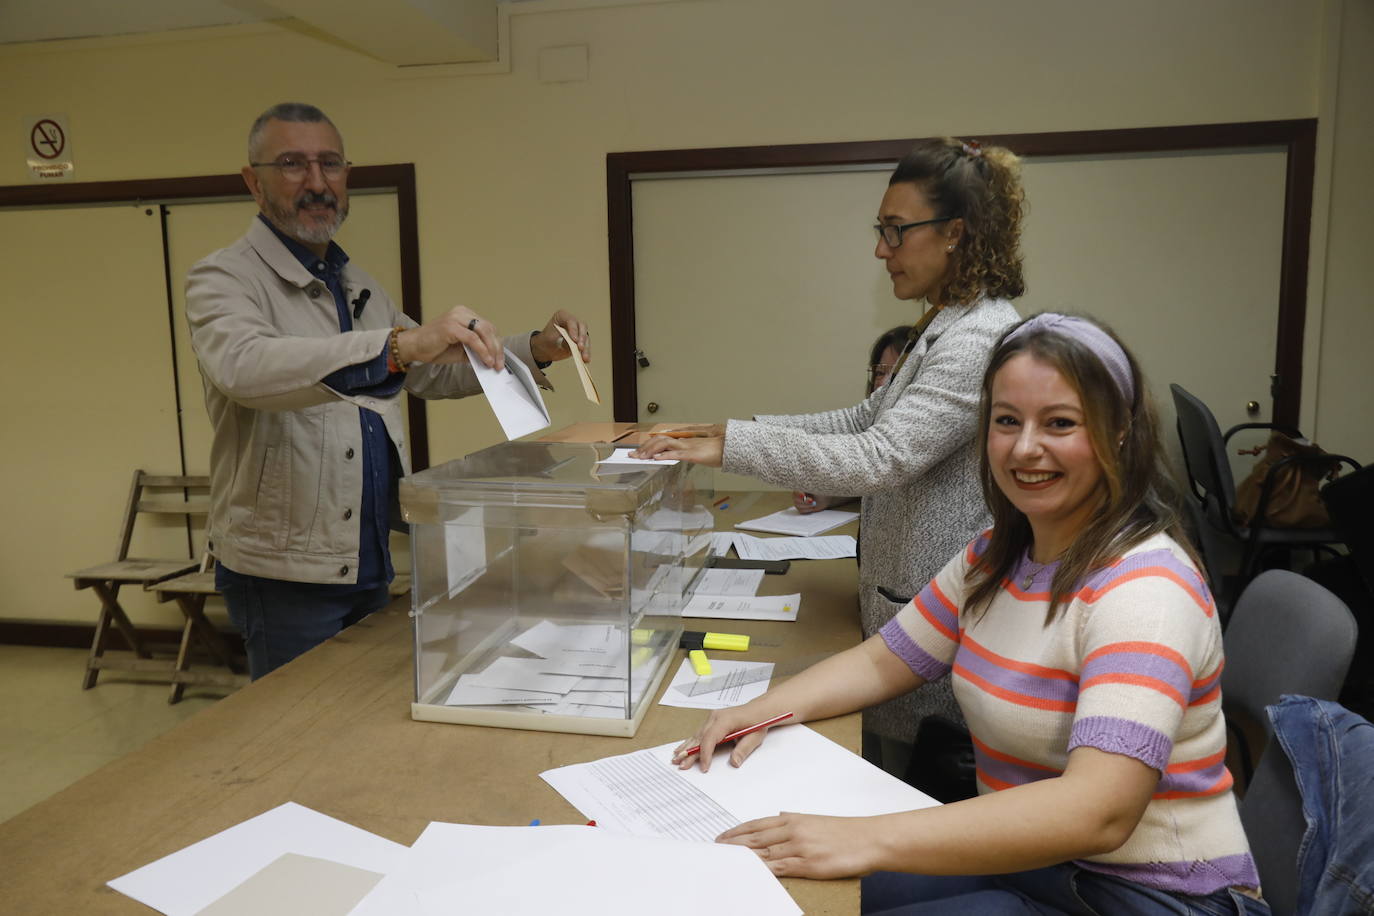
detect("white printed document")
[467,345,550,440]
[659,658,774,709]
[733,533,857,561]
[736,507,859,537]
[540,724,939,844]
[683,592,800,621]
[693,567,764,597]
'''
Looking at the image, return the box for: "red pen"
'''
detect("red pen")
[676,711,794,760]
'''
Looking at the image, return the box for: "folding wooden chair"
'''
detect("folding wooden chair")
[144,552,247,702]
[67,470,208,692]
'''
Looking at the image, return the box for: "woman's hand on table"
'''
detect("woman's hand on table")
[717,812,879,879]
[629,434,724,468]
[672,705,774,772]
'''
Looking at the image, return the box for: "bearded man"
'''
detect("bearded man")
[186,102,590,679]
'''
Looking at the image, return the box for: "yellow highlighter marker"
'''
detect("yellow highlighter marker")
[689,649,712,676]
[679,631,750,652]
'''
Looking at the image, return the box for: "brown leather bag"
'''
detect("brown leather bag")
[1233,432,1342,528]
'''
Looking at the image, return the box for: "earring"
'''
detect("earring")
[947,246,955,252]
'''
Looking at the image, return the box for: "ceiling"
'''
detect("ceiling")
[0,0,525,66]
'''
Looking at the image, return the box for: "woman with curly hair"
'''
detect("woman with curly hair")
[634,137,1026,783]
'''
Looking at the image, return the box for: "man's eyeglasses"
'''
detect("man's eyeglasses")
[874,216,955,248]
[250,155,351,180]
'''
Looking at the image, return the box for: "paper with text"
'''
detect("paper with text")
[683,593,800,621]
[693,567,765,596]
[734,533,857,561]
[659,658,773,709]
[540,725,939,844]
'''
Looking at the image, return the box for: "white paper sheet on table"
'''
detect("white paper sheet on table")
[710,531,738,556]
[596,447,678,467]
[734,533,857,561]
[658,658,774,709]
[683,592,800,621]
[466,344,550,440]
[540,724,939,844]
[693,567,764,596]
[735,507,859,537]
[107,802,408,916]
[350,823,800,916]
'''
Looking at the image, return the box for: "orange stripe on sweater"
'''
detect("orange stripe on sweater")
[916,595,959,643]
[976,768,1018,792]
[1083,641,1193,681]
[962,634,1078,682]
[969,733,1061,773]
[1078,566,1212,615]
[1166,747,1226,774]
[955,663,1077,713]
[1154,770,1233,800]
[1080,672,1186,708]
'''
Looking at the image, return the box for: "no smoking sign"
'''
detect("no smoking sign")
[24,113,74,181]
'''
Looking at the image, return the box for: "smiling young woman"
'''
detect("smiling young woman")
[672,313,1267,915]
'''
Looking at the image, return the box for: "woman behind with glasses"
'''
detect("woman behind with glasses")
[633,137,1025,781]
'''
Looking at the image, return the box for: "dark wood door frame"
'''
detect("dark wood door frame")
[0,165,430,469]
[607,119,1317,427]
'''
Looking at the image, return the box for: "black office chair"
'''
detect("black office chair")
[1170,384,1359,616]
[1222,570,1358,788]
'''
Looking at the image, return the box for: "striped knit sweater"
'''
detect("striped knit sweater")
[879,531,1260,896]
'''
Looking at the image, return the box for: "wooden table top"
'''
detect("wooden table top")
[0,493,863,914]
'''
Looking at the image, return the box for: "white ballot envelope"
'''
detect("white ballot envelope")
[467,345,551,440]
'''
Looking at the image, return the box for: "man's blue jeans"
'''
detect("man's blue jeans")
[218,571,391,680]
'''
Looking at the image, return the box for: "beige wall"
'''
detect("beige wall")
[1311,0,1374,460]
[1,0,1369,625]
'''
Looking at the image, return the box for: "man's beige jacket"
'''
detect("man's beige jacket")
[186,218,549,584]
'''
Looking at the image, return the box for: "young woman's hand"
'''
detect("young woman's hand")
[717,813,881,879]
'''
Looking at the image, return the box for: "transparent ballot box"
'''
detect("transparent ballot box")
[399,441,713,737]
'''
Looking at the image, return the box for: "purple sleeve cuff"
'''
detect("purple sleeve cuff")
[880,617,950,683]
[1068,715,1173,773]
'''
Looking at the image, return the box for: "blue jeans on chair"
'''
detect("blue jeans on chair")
[862,864,1270,915]
[1268,695,1374,915]
[217,567,391,680]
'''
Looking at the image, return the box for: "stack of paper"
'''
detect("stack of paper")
[444,620,650,719]
[729,533,858,561]
[108,803,801,916]
[735,507,858,537]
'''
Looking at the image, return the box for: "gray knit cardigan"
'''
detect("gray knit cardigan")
[721,298,1020,740]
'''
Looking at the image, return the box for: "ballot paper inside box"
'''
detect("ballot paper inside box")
[399,441,713,737]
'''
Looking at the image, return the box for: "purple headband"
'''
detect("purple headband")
[1004,313,1135,404]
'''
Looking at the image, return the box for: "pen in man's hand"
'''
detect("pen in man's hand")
[675,711,795,761]
[657,429,711,439]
